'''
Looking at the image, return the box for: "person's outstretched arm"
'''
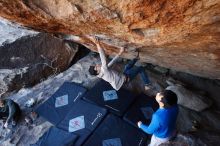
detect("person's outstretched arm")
[97,43,107,68]
[107,47,124,67]
[90,37,107,68]
[137,114,160,134]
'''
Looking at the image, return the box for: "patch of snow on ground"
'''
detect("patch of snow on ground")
[0,17,38,46]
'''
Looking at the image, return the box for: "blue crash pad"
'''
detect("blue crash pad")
[83,114,148,146]
[83,80,136,116]
[123,93,159,128]
[35,82,87,125]
[57,99,107,146]
[31,126,78,146]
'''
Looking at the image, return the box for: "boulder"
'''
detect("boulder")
[166,83,212,112]
[0,33,78,96]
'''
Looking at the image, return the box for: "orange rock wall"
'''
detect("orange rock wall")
[0,0,220,79]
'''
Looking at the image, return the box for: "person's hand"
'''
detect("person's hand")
[119,47,125,55]
[89,36,100,46]
[137,121,142,128]
[4,122,8,128]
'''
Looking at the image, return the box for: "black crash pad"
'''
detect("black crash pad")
[35,82,87,125]
[31,127,78,146]
[83,80,136,116]
[83,114,148,146]
[57,99,107,146]
[123,93,159,128]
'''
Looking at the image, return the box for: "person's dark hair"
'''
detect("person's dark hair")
[160,90,178,108]
[89,65,98,76]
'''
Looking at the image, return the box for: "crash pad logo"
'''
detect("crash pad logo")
[55,94,68,108]
[69,116,85,132]
[103,90,118,101]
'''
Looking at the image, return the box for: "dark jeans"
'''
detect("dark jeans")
[123,59,150,84]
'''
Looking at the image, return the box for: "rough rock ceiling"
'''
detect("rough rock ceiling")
[0,0,220,79]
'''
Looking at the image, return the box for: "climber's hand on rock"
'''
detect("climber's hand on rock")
[119,47,125,55]
[89,36,100,46]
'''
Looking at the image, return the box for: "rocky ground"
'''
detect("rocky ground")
[0,52,220,146]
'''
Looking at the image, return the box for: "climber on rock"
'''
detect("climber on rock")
[88,36,151,91]
[0,99,21,128]
[137,90,179,146]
